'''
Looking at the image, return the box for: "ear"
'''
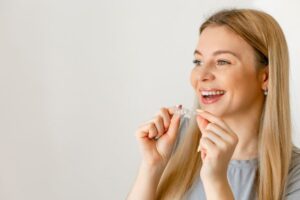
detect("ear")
[261,67,269,90]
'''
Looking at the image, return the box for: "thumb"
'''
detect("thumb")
[196,115,209,133]
[196,115,209,154]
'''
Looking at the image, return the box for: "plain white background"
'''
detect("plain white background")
[0,0,299,199]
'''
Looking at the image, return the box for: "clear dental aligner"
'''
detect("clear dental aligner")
[174,106,198,119]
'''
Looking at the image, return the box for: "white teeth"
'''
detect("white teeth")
[201,90,225,96]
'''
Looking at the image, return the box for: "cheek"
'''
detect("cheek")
[230,73,260,97]
[190,70,197,89]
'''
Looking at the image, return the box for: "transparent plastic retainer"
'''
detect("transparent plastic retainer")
[173,106,199,119]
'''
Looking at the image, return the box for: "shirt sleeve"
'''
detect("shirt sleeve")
[285,146,300,199]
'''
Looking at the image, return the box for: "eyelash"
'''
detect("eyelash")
[193,59,203,66]
[217,60,231,65]
[192,59,231,66]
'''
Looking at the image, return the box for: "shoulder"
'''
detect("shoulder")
[285,146,300,198]
[290,146,300,171]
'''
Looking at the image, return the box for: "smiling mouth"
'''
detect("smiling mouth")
[200,90,226,104]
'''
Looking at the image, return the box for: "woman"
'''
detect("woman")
[127,9,300,200]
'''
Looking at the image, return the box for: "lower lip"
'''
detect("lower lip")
[201,94,224,104]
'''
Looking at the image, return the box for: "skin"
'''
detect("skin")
[127,25,269,200]
[127,107,181,200]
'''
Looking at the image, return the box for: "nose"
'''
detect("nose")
[190,66,215,90]
[197,67,215,82]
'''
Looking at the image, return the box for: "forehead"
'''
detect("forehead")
[196,25,254,58]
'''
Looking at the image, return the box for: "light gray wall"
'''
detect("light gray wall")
[0,0,299,199]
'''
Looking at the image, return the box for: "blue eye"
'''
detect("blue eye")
[217,60,231,65]
[193,59,203,66]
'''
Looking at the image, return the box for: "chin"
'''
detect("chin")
[199,104,228,118]
[208,108,224,117]
[198,95,230,118]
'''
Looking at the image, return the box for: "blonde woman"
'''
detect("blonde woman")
[127,9,300,200]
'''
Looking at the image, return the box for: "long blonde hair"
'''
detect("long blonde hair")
[156,9,292,200]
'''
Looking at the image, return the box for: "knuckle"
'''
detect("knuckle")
[159,107,169,116]
[149,123,155,129]
[135,126,147,137]
[154,116,160,124]
[207,123,215,131]
[201,129,208,135]
[161,108,170,119]
[220,144,229,152]
[200,137,207,145]
[200,137,204,145]
[206,123,212,130]
[160,107,167,113]
[154,109,161,116]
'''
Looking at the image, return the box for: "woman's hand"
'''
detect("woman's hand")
[127,106,182,200]
[135,105,182,169]
[196,109,239,183]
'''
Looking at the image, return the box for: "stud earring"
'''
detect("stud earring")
[264,89,268,96]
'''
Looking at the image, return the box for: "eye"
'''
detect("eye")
[193,59,203,66]
[217,60,231,66]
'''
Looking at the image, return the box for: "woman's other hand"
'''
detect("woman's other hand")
[196,110,239,183]
[135,105,182,169]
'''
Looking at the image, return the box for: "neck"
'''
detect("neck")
[223,108,262,160]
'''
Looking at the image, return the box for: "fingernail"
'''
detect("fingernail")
[176,104,182,109]
[196,109,204,113]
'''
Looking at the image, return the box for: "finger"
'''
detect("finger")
[136,124,150,138]
[148,123,159,139]
[166,110,181,140]
[197,129,205,152]
[202,129,227,150]
[136,105,182,140]
[205,123,232,142]
[200,137,216,155]
[196,109,231,132]
[197,130,211,153]
[152,116,165,138]
[195,115,209,153]
[167,104,182,116]
[153,105,181,132]
[196,115,209,133]
[136,123,158,139]
[157,107,171,131]
[197,138,207,157]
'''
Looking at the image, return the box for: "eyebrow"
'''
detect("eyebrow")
[194,50,240,59]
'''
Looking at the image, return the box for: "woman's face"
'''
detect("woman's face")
[190,25,267,118]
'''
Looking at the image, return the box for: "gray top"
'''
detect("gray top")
[174,116,300,200]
